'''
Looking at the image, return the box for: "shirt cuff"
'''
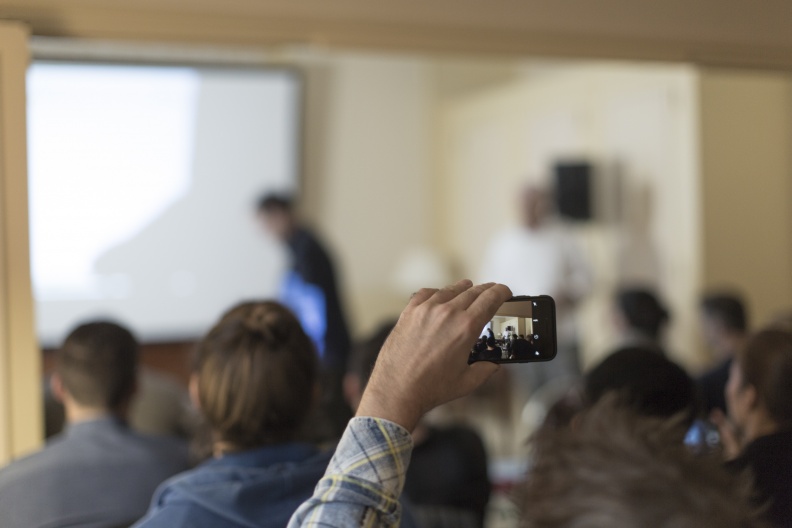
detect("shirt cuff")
[329,416,413,493]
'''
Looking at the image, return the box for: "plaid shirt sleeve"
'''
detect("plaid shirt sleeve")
[288,416,414,528]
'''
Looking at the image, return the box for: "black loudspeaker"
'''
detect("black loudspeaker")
[554,161,593,221]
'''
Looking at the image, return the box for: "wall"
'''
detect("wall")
[299,52,436,336]
[699,69,792,328]
[436,62,703,369]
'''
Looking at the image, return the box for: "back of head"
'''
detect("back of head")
[57,321,138,410]
[585,347,695,425]
[518,399,761,528]
[256,192,294,215]
[737,328,792,427]
[194,301,317,449]
[701,292,748,334]
[615,287,670,340]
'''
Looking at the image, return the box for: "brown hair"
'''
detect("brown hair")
[56,321,138,410]
[736,329,792,427]
[517,398,764,528]
[194,301,317,450]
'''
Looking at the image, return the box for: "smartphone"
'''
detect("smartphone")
[469,295,557,364]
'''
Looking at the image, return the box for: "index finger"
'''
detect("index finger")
[465,283,512,327]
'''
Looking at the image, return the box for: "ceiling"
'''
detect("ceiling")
[2,1,792,68]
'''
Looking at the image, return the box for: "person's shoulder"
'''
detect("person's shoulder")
[0,434,72,484]
[427,425,486,453]
[118,429,190,473]
[0,449,49,487]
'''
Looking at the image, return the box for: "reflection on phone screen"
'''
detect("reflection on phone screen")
[469,298,555,364]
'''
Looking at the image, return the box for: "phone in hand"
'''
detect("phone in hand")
[468,295,557,364]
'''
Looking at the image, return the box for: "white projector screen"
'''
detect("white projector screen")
[28,61,301,346]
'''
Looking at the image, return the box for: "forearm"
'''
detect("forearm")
[288,417,413,528]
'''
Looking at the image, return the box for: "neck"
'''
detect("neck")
[65,405,115,424]
[742,410,780,445]
[63,399,129,425]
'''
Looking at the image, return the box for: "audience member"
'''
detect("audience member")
[257,192,352,440]
[585,346,696,427]
[612,287,670,353]
[0,322,189,528]
[697,292,749,416]
[45,367,193,439]
[287,281,762,528]
[134,301,332,528]
[717,329,792,528]
[345,321,489,528]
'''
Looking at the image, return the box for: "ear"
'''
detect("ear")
[50,373,66,404]
[188,373,201,411]
[743,384,759,411]
[342,373,362,412]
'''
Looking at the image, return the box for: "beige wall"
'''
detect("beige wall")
[436,62,703,368]
[699,69,792,328]
[299,52,436,336]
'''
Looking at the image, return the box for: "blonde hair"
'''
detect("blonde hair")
[194,301,317,450]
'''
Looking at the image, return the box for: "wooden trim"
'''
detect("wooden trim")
[0,21,41,462]
[5,4,792,70]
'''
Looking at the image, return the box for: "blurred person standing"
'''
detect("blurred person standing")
[134,301,333,528]
[480,185,591,393]
[0,322,189,528]
[697,292,749,416]
[256,193,352,440]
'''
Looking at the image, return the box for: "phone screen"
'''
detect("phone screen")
[469,295,557,364]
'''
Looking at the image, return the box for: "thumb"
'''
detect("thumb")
[459,361,500,395]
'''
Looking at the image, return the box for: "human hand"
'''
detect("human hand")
[710,408,742,460]
[356,280,512,432]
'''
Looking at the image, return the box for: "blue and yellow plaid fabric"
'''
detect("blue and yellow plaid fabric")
[288,417,413,528]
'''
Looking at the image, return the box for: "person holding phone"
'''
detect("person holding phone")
[287,281,761,528]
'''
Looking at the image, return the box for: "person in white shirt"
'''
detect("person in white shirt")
[480,185,591,394]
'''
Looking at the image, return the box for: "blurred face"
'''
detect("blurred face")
[257,209,293,241]
[699,313,722,354]
[521,188,549,230]
[726,360,752,429]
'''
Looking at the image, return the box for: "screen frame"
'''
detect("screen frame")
[468,295,557,364]
[27,52,305,346]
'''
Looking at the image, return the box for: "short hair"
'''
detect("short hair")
[256,192,294,214]
[517,399,761,528]
[194,301,317,449]
[585,347,696,425]
[615,287,670,339]
[701,292,748,333]
[56,321,138,409]
[348,320,396,389]
[736,329,792,427]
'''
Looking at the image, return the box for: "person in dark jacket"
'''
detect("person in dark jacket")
[718,329,792,528]
[697,292,749,416]
[257,193,352,440]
